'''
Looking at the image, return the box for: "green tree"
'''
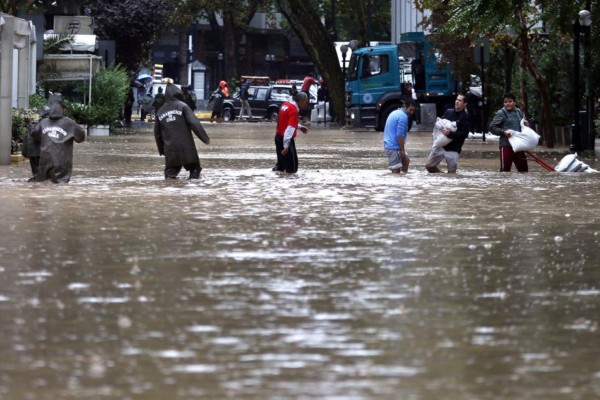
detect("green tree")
[415,0,571,146]
[83,0,174,71]
[335,0,391,44]
[166,0,265,86]
[0,0,43,14]
[275,0,346,121]
[418,0,600,145]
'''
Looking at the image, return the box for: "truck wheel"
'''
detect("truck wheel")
[222,107,234,122]
[268,109,279,122]
[378,104,401,131]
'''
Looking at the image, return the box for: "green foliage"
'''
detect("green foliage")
[526,41,573,126]
[11,108,36,142]
[11,107,36,154]
[65,66,130,127]
[29,94,46,110]
[83,0,175,70]
[65,102,93,126]
[43,34,75,54]
[89,66,130,126]
[328,0,391,42]
[0,0,44,14]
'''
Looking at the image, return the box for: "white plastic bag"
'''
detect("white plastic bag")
[555,154,598,173]
[432,117,456,149]
[508,118,540,152]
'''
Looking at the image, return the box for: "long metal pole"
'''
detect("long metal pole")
[480,43,486,141]
[583,26,592,150]
[571,22,581,154]
[584,0,594,151]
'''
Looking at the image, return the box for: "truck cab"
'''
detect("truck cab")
[345,32,456,131]
[345,45,403,130]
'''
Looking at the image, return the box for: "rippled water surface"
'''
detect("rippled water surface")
[1,123,600,399]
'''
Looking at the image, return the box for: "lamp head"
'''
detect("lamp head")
[579,10,592,27]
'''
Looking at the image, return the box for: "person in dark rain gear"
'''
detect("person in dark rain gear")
[239,79,253,118]
[154,83,211,179]
[182,85,197,111]
[152,86,166,116]
[31,95,86,183]
[209,85,225,121]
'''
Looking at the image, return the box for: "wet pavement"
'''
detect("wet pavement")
[1,121,600,399]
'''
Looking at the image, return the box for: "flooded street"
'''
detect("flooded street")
[1,122,600,399]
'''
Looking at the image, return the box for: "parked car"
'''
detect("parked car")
[274,81,319,105]
[222,85,288,122]
[222,82,319,122]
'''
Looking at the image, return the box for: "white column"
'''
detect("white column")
[17,37,30,108]
[0,15,15,165]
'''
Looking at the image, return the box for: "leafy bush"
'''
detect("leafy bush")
[11,108,37,154]
[66,102,93,125]
[29,94,46,110]
[89,65,130,127]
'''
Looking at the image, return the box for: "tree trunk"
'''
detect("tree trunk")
[223,13,237,84]
[517,9,554,147]
[519,57,528,116]
[277,0,346,123]
[178,29,189,87]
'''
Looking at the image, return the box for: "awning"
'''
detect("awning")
[43,33,98,52]
[41,54,102,81]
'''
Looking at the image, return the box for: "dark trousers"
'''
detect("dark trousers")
[165,162,202,179]
[274,135,298,173]
[29,156,40,177]
[499,146,528,172]
[123,104,133,124]
[300,90,311,119]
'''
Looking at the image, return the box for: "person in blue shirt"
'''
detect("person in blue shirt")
[383,99,418,173]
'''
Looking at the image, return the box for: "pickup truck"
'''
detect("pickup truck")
[222,84,292,122]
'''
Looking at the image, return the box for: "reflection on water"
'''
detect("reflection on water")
[1,125,600,399]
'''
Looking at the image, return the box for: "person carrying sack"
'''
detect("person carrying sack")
[488,92,530,172]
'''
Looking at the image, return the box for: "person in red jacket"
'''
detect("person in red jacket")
[299,73,316,121]
[273,92,309,173]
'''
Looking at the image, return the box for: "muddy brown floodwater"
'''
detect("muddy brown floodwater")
[1,121,600,399]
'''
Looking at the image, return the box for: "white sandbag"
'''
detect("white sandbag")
[432,117,456,149]
[555,154,599,173]
[508,118,540,152]
[555,154,580,172]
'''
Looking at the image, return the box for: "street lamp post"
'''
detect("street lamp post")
[216,52,223,87]
[340,44,349,76]
[571,9,593,154]
[171,51,179,83]
[265,54,275,81]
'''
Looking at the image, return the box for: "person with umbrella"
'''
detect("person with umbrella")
[135,73,153,114]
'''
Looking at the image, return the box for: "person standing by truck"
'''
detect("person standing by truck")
[425,94,470,173]
[300,73,316,121]
[239,79,253,119]
[383,99,418,173]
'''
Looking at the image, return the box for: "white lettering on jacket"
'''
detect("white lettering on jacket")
[158,110,183,123]
[43,126,68,139]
